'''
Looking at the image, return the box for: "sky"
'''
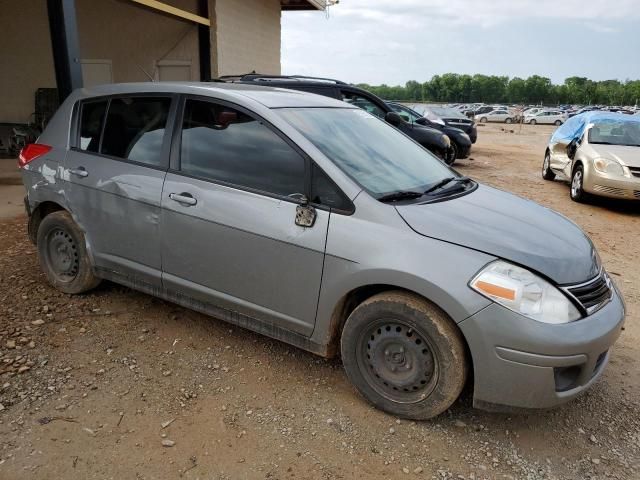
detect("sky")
[281,0,640,86]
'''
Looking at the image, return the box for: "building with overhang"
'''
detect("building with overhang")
[0,0,325,140]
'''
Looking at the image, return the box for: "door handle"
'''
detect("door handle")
[69,167,88,178]
[168,192,197,206]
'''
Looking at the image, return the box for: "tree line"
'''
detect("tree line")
[357,74,640,106]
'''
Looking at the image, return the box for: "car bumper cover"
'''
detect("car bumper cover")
[459,283,625,410]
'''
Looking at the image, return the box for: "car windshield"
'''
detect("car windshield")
[277,108,457,197]
[588,120,640,146]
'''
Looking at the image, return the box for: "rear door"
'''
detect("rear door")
[66,94,176,287]
[160,97,329,335]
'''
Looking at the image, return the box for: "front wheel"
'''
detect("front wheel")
[341,291,468,420]
[37,211,101,294]
[505,117,512,124]
[570,164,589,203]
[479,117,487,123]
[445,143,457,165]
[529,119,537,125]
[554,120,562,126]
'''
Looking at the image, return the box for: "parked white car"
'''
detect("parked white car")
[475,109,514,124]
[525,110,567,126]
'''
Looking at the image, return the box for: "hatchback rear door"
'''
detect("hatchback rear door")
[65,94,176,287]
[160,97,330,335]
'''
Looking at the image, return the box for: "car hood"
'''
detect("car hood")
[395,184,599,285]
[590,144,640,168]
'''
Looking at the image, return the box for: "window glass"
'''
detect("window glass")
[311,164,351,211]
[79,101,107,152]
[341,91,386,118]
[101,97,171,166]
[180,99,306,197]
[277,108,454,197]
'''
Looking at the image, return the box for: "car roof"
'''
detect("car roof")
[73,82,352,109]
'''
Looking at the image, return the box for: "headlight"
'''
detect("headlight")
[470,260,581,324]
[593,157,625,176]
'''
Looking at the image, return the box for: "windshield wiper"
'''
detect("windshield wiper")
[424,176,470,195]
[377,190,424,203]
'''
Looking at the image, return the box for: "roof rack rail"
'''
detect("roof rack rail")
[215,73,347,85]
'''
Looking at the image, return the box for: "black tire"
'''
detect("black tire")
[554,120,562,126]
[505,117,512,124]
[445,143,457,165]
[570,164,589,203]
[340,291,468,420]
[529,119,537,125]
[542,151,556,180]
[37,210,101,294]
[479,117,487,123]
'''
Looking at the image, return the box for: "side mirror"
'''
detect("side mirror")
[385,111,404,126]
[290,193,317,228]
[415,117,429,126]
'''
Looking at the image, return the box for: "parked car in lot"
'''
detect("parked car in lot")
[387,102,472,162]
[475,108,514,123]
[526,110,567,125]
[409,104,477,143]
[543,111,640,202]
[217,74,454,162]
[20,83,624,420]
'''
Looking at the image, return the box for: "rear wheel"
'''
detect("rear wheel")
[37,211,101,294]
[505,117,512,124]
[542,152,556,180]
[554,120,562,126]
[341,291,468,420]
[479,117,487,123]
[529,119,537,125]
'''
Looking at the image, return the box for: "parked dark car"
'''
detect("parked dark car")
[216,74,455,163]
[387,102,472,162]
[420,105,478,143]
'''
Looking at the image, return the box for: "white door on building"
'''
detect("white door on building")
[156,60,192,81]
[81,60,113,87]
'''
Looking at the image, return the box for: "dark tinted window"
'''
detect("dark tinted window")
[311,164,351,211]
[341,91,386,118]
[180,99,305,197]
[79,101,107,152]
[101,97,171,166]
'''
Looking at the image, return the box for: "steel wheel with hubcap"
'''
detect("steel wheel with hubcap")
[341,291,467,419]
[542,152,556,180]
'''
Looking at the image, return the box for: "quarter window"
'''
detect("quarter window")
[179,99,306,198]
[311,164,351,211]
[100,97,171,166]
[78,100,107,152]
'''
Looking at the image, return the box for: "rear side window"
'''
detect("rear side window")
[179,99,306,197]
[100,97,171,166]
[79,101,107,152]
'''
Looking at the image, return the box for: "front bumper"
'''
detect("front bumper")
[459,284,625,410]
[584,169,640,200]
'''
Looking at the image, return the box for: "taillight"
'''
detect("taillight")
[18,144,52,168]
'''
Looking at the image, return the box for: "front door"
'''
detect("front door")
[160,98,329,335]
[65,95,174,287]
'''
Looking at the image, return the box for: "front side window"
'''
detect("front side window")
[341,91,386,118]
[180,99,306,197]
[277,108,456,197]
[78,100,107,152]
[101,97,171,166]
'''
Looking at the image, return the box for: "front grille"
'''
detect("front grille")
[628,166,640,178]
[564,271,612,314]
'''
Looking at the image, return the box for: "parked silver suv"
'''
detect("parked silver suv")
[19,83,625,419]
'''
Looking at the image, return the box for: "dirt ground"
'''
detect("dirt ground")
[0,124,639,479]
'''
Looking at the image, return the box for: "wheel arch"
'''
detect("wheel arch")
[28,201,66,244]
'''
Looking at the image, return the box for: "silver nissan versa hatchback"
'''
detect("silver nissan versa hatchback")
[19,83,625,419]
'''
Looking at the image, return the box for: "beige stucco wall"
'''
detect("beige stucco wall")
[213,0,282,77]
[0,0,285,124]
[0,1,55,124]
